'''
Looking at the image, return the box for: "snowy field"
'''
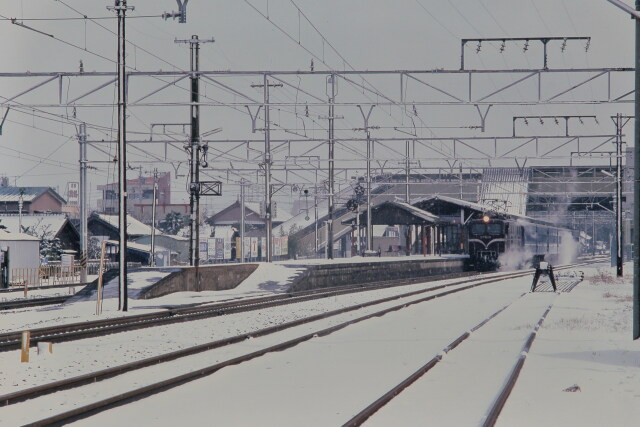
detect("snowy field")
[1,260,638,426]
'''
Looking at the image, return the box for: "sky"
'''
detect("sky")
[0,0,635,215]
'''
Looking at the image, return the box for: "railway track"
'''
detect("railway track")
[0,269,508,351]
[0,260,595,425]
[343,266,589,426]
[0,295,70,310]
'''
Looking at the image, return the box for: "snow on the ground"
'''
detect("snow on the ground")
[0,273,477,397]
[281,253,465,265]
[67,277,531,427]
[0,263,303,333]
[497,265,640,427]
[1,260,637,426]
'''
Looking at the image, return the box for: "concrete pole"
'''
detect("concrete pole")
[635,1,640,339]
[366,130,372,251]
[79,123,88,282]
[240,179,245,262]
[405,140,410,203]
[615,113,623,277]
[327,74,336,259]
[150,169,158,267]
[263,74,273,262]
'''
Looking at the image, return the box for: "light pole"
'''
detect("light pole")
[603,0,640,339]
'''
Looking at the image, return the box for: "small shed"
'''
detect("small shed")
[0,229,40,287]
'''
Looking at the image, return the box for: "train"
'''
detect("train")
[467,214,579,271]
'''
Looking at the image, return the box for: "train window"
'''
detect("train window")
[470,224,485,234]
[487,223,503,235]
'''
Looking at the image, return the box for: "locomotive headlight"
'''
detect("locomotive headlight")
[482,214,490,223]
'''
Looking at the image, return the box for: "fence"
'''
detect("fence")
[9,262,145,287]
[10,265,82,287]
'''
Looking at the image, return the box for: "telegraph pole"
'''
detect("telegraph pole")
[251,75,282,262]
[175,35,215,268]
[107,0,133,311]
[240,179,246,262]
[405,140,411,203]
[327,74,337,259]
[614,114,624,277]
[357,105,375,252]
[78,123,88,282]
[150,168,158,267]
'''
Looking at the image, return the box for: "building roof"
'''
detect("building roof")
[0,213,73,239]
[94,213,162,237]
[412,194,492,214]
[342,201,439,226]
[207,200,292,226]
[0,229,40,241]
[0,186,66,204]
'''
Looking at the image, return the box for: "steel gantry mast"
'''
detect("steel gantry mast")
[175,35,215,268]
[107,0,134,311]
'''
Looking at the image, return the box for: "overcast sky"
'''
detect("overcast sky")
[0,0,635,213]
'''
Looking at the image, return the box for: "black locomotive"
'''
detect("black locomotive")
[467,214,577,271]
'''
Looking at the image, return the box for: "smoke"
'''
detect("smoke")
[498,248,533,271]
[558,230,579,264]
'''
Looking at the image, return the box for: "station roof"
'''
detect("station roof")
[412,195,491,216]
[342,201,439,226]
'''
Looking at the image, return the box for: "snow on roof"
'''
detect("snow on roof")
[96,213,162,236]
[0,213,70,238]
[213,225,236,239]
[0,229,40,241]
[0,186,66,203]
[106,240,174,255]
[243,202,292,223]
[412,194,492,213]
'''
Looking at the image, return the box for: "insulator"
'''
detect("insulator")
[499,40,506,53]
[476,41,482,53]
[523,40,529,52]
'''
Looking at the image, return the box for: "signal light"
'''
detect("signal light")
[482,215,490,223]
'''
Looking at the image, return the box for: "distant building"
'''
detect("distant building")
[96,171,188,224]
[206,200,292,229]
[0,213,80,253]
[0,186,67,214]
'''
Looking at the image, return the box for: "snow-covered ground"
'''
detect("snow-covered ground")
[1,260,638,426]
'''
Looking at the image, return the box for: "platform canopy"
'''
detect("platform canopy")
[343,201,439,226]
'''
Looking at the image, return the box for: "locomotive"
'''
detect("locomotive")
[467,214,578,271]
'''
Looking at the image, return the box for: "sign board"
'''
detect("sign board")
[66,182,79,205]
[281,235,288,255]
[243,238,251,260]
[224,240,232,259]
[199,240,208,261]
[215,238,224,259]
[207,238,216,259]
[260,237,266,258]
[274,237,281,257]
[250,237,258,258]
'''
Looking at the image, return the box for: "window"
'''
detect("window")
[487,223,503,235]
[470,224,485,235]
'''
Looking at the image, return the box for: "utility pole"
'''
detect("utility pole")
[326,74,338,258]
[613,114,624,277]
[251,75,282,262]
[78,123,88,282]
[357,105,375,252]
[175,35,215,268]
[107,0,133,312]
[604,0,640,343]
[18,189,23,232]
[150,168,158,267]
[240,179,246,262]
[405,140,410,203]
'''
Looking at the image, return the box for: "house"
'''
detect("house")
[87,213,163,241]
[0,186,67,214]
[0,213,79,253]
[206,200,292,229]
[0,229,40,287]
